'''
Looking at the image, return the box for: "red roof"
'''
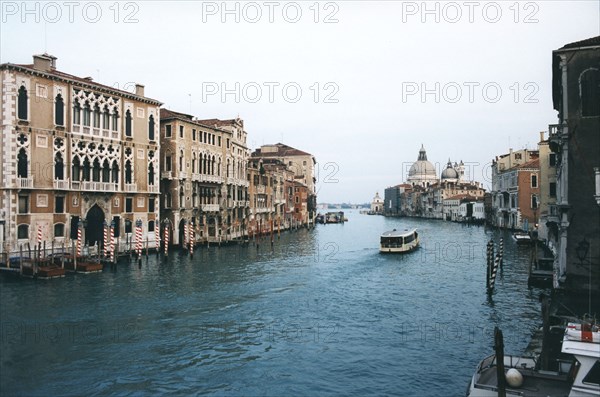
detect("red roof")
[445,194,477,202]
[518,158,540,169]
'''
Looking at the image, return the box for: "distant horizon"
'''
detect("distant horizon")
[2,1,596,203]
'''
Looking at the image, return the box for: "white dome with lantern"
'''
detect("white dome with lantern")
[407,145,438,187]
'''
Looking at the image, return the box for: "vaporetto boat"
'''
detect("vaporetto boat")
[379,229,419,253]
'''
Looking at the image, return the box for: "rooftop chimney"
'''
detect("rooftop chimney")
[32,53,57,72]
[539,131,545,142]
[135,84,145,97]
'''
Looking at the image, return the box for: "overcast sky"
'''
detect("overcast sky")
[1,1,598,203]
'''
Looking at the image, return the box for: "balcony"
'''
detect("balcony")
[227,177,235,185]
[71,181,118,192]
[148,185,160,193]
[53,179,70,190]
[124,183,138,193]
[192,173,201,182]
[178,171,188,180]
[202,204,220,212]
[256,185,266,194]
[17,177,33,189]
[547,204,560,223]
[161,171,173,180]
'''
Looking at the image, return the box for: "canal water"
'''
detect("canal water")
[0,211,544,396]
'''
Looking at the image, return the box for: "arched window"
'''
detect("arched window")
[82,157,91,181]
[73,101,81,125]
[111,160,119,183]
[54,153,64,180]
[92,158,101,182]
[581,69,600,117]
[148,220,155,233]
[54,223,65,238]
[55,94,64,126]
[179,187,184,208]
[102,160,110,182]
[18,85,28,120]
[111,110,119,131]
[179,151,184,172]
[191,153,196,173]
[72,157,81,181]
[17,224,29,239]
[93,104,100,128]
[165,192,172,208]
[82,102,91,126]
[125,160,132,184]
[211,156,216,175]
[125,110,132,137]
[148,114,155,140]
[148,163,155,185]
[102,106,110,130]
[17,148,28,178]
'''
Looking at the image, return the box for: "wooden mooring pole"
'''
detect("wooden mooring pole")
[494,326,507,397]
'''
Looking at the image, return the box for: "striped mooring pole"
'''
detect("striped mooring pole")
[164,222,169,256]
[135,219,142,265]
[155,223,160,256]
[189,222,194,258]
[77,219,83,258]
[110,220,116,265]
[103,221,109,259]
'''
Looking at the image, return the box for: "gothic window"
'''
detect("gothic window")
[17,148,28,178]
[179,151,184,172]
[112,110,119,131]
[148,114,155,140]
[54,153,64,180]
[165,155,172,172]
[93,104,100,128]
[125,110,132,137]
[55,94,64,126]
[102,106,110,130]
[211,156,216,175]
[82,157,91,181]
[125,160,132,184]
[72,157,81,181]
[102,160,110,182]
[92,158,101,182]
[191,153,196,173]
[18,85,28,120]
[148,163,155,185]
[82,102,91,126]
[165,192,172,208]
[111,160,119,183]
[581,69,600,117]
[73,101,81,125]
[148,220,155,233]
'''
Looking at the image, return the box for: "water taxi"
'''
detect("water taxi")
[379,229,419,253]
[466,322,600,396]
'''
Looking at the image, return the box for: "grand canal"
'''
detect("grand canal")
[1,211,544,396]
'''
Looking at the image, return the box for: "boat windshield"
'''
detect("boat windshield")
[381,237,403,247]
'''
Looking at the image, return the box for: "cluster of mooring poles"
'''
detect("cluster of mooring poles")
[486,238,504,294]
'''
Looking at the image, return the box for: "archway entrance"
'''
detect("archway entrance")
[86,205,105,246]
[179,218,186,247]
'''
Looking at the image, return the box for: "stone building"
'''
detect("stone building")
[252,143,317,224]
[537,131,558,245]
[548,36,600,291]
[0,54,161,254]
[490,148,539,229]
[370,192,383,214]
[159,109,249,245]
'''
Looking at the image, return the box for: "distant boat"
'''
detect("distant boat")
[466,322,600,396]
[380,229,419,253]
[513,232,532,245]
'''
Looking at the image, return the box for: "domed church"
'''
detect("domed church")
[407,145,439,187]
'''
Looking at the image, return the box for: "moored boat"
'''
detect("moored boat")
[513,232,532,245]
[379,229,419,253]
[466,322,600,396]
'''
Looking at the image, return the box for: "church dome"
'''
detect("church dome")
[441,160,459,180]
[408,145,437,178]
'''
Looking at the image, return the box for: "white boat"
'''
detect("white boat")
[466,322,600,396]
[379,229,419,253]
[513,232,532,245]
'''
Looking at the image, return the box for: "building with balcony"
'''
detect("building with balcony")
[490,148,539,229]
[251,143,317,224]
[159,109,250,245]
[538,130,558,246]
[548,36,600,291]
[0,54,161,254]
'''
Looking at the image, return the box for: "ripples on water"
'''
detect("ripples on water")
[0,211,543,396]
